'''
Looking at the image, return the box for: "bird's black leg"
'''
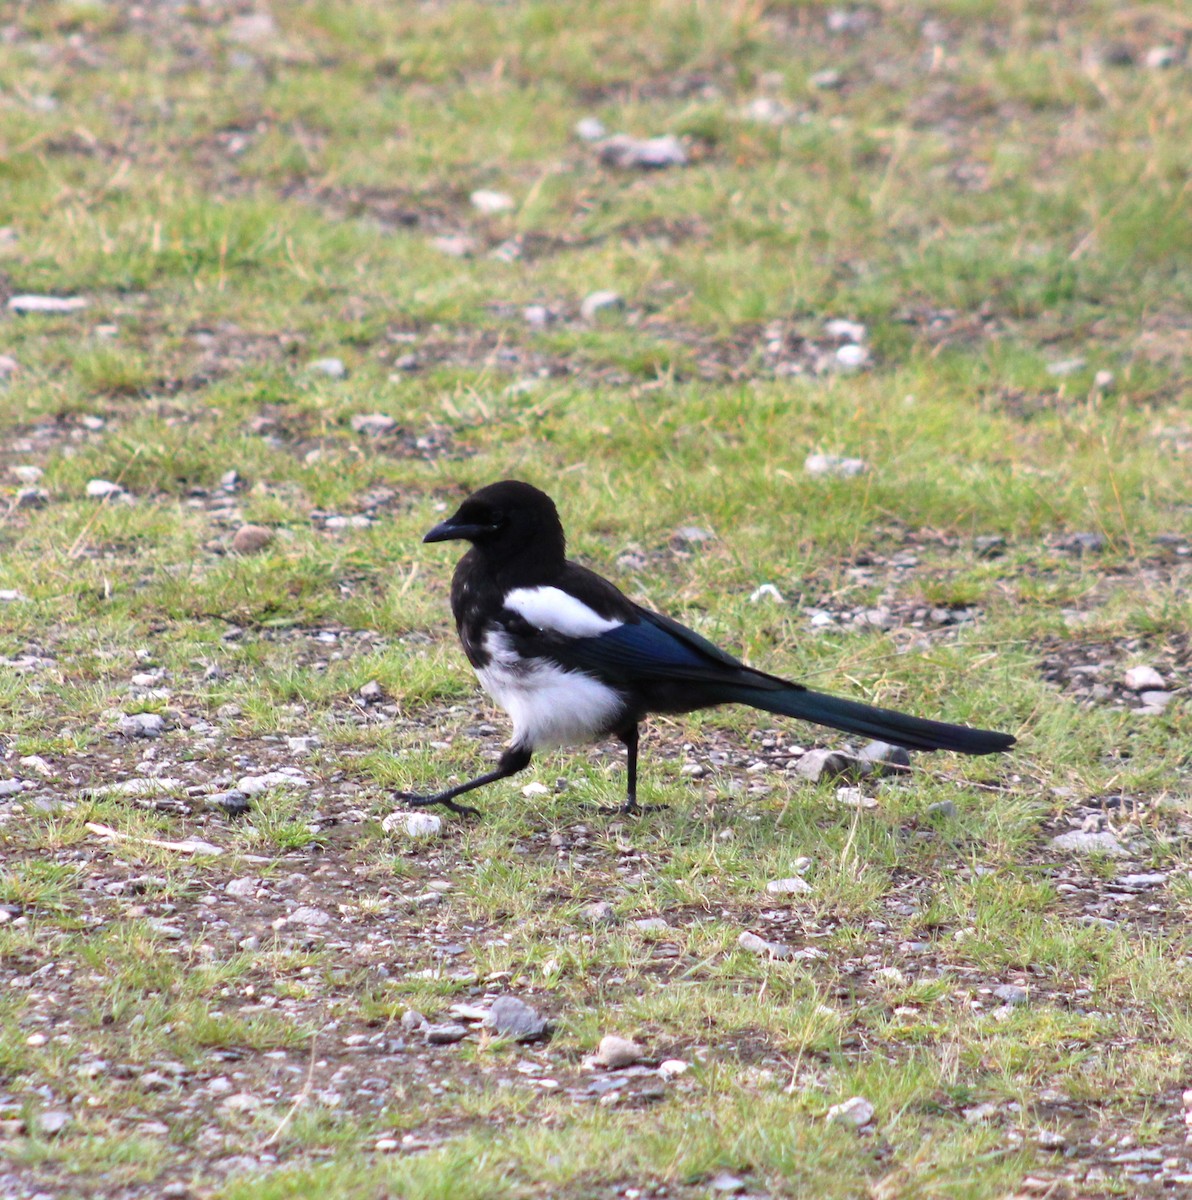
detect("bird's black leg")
[619,724,640,815]
[395,745,532,818]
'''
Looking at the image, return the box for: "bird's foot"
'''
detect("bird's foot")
[588,799,668,817]
[392,791,481,819]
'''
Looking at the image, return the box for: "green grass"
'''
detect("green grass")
[1,1,1190,1198]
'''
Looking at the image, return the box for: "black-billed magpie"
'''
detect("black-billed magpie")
[404,480,1015,817]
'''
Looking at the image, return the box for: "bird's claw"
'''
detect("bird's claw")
[392,791,481,819]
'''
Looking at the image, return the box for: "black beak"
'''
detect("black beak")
[424,515,490,543]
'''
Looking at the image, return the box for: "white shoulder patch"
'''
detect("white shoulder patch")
[504,586,622,639]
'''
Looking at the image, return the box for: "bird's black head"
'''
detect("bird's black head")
[424,480,566,573]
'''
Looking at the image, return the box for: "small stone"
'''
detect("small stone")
[581,901,616,925]
[382,811,442,838]
[324,515,373,530]
[208,790,250,817]
[118,712,165,739]
[350,412,397,436]
[741,96,793,124]
[289,906,332,928]
[521,781,550,798]
[1144,45,1180,69]
[826,1096,874,1127]
[220,1092,260,1113]
[1037,1129,1066,1150]
[633,917,670,932]
[875,967,907,986]
[286,735,319,754]
[236,770,309,795]
[0,589,28,602]
[485,996,549,1042]
[358,679,384,702]
[708,1172,746,1193]
[83,776,181,799]
[1123,666,1164,691]
[1139,690,1172,710]
[574,116,607,141]
[12,464,42,483]
[824,318,867,342]
[36,1110,71,1136]
[231,525,273,554]
[671,525,714,548]
[833,343,869,370]
[308,357,345,378]
[1116,872,1167,889]
[424,1023,468,1045]
[1093,370,1115,391]
[766,877,812,896]
[227,11,276,44]
[523,304,552,327]
[797,749,854,782]
[0,778,25,798]
[580,290,624,320]
[595,1035,644,1068]
[8,294,88,314]
[749,583,785,604]
[598,133,687,170]
[804,453,868,478]
[974,535,1007,558]
[400,1009,427,1032]
[737,930,791,959]
[432,234,476,258]
[86,479,123,498]
[15,486,48,508]
[1047,357,1086,376]
[963,1102,999,1123]
[224,877,258,898]
[1061,531,1104,554]
[857,741,911,774]
[470,189,514,213]
[837,786,877,809]
[993,984,1028,1006]
[1050,830,1127,857]
[220,469,241,491]
[810,69,843,89]
[927,800,958,819]
[658,1059,689,1080]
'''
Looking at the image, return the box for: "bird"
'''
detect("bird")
[401,480,1015,817]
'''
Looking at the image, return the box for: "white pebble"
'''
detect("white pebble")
[470,189,514,214]
[804,453,869,477]
[1123,665,1164,691]
[834,343,869,370]
[86,479,123,498]
[520,781,550,798]
[595,1034,643,1068]
[381,811,442,838]
[766,877,812,896]
[749,583,785,604]
[826,1096,874,1127]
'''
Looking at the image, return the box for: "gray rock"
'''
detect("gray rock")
[811,69,843,89]
[12,464,42,482]
[580,289,624,320]
[1062,532,1104,554]
[837,786,877,809]
[1138,690,1172,710]
[671,525,714,549]
[237,770,309,794]
[0,589,29,602]
[485,996,548,1042]
[470,189,514,213]
[766,877,812,896]
[574,116,607,141]
[1037,1129,1066,1150]
[349,412,396,436]
[86,479,123,499]
[35,1109,71,1136]
[1046,357,1086,377]
[826,1096,874,1127]
[424,1023,468,1045]
[1050,830,1127,857]
[118,712,165,739]
[208,790,250,817]
[709,1171,747,1193]
[0,778,25,798]
[1116,872,1167,889]
[804,453,868,478]
[359,679,384,703]
[737,930,791,959]
[220,469,241,491]
[400,1009,427,1032]
[231,524,273,554]
[858,741,911,775]
[581,901,616,925]
[633,917,670,932]
[796,749,854,782]
[741,96,793,125]
[598,133,687,169]
[1093,370,1115,391]
[1144,45,1180,69]
[824,318,867,342]
[289,906,332,928]
[8,294,88,314]
[224,877,258,898]
[993,984,1028,1006]
[308,357,346,378]
[834,343,869,370]
[16,486,48,508]
[523,304,552,327]
[973,535,1007,558]
[432,234,476,258]
[927,800,958,819]
[1123,666,1164,691]
[595,1034,643,1068]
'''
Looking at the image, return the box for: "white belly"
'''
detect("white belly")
[476,631,625,749]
